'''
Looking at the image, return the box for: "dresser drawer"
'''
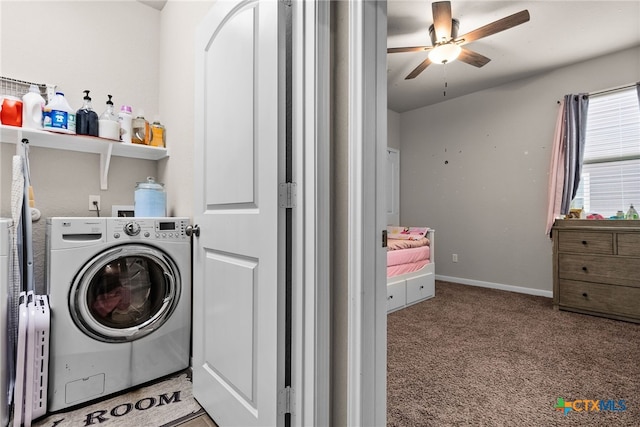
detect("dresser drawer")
[557,231,614,254]
[618,233,640,257]
[558,280,640,319]
[558,253,640,286]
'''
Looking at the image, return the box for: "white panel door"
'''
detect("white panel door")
[193,1,282,425]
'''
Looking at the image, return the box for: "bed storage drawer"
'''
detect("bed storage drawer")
[406,273,434,305]
[387,280,406,312]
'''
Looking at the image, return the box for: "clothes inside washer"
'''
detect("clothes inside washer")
[90,258,153,327]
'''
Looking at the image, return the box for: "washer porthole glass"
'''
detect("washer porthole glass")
[87,256,165,329]
[70,244,180,343]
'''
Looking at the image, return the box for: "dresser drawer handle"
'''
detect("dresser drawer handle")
[388,295,393,300]
[582,266,588,272]
[420,285,424,289]
[582,240,588,245]
[582,292,588,298]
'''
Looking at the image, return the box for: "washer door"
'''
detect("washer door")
[69,244,180,343]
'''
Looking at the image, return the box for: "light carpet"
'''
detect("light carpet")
[387,280,640,426]
[33,371,205,427]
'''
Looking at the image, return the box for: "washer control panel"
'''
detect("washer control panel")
[109,218,189,241]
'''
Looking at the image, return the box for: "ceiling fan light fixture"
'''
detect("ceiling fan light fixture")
[428,43,461,64]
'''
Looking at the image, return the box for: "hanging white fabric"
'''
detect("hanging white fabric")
[9,155,24,407]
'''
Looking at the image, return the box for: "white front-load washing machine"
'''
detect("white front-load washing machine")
[46,217,191,412]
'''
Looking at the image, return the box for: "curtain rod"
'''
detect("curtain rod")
[589,82,639,97]
[556,82,639,104]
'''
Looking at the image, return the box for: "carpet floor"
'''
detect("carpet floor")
[387,280,640,426]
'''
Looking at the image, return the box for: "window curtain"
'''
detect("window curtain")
[545,94,589,235]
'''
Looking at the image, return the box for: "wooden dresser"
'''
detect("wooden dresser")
[552,219,640,323]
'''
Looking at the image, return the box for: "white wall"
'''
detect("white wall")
[387,108,400,150]
[0,1,165,290]
[158,0,213,217]
[399,46,640,294]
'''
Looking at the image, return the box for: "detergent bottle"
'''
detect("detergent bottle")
[21,84,45,129]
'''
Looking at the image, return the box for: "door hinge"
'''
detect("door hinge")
[382,229,388,248]
[278,386,295,415]
[279,182,297,208]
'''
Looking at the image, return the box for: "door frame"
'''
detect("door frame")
[346,1,387,426]
[293,0,331,425]
[294,1,387,423]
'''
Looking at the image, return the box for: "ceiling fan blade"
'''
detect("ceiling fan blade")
[456,10,530,45]
[405,57,432,80]
[432,1,453,42]
[458,47,491,68]
[387,46,432,54]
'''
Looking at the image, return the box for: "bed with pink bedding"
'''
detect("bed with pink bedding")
[386,226,435,312]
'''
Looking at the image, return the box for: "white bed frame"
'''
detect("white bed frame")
[387,229,435,313]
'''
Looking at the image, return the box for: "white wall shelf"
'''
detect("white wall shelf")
[1,124,168,190]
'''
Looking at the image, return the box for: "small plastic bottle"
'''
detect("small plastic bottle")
[98,95,120,140]
[76,90,99,136]
[118,105,133,143]
[149,118,166,148]
[625,204,639,220]
[22,84,46,129]
[42,92,76,134]
[131,111,150,145]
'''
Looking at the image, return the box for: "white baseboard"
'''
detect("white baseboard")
[435,275,553,298]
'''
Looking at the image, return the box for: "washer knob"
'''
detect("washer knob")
[124,221,141,236]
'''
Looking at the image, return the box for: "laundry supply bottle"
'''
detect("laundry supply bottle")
[98,95,120,140]
[0,96,23,127]
[149,117,165,148]
[131,111,150,145]
[118,105,133,143]
[76,90,99,136]
[42,92,76,134]
[21,84,46,129]
[625,204,639,220]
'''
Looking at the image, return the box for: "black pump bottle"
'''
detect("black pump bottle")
[76,90,99,136]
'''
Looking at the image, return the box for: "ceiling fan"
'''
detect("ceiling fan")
[388,1,530,80]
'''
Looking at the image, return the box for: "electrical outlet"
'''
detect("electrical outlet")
[452,254,458,263]
[89,195,101,211]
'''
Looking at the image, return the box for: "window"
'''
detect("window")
[572,86,640,217]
